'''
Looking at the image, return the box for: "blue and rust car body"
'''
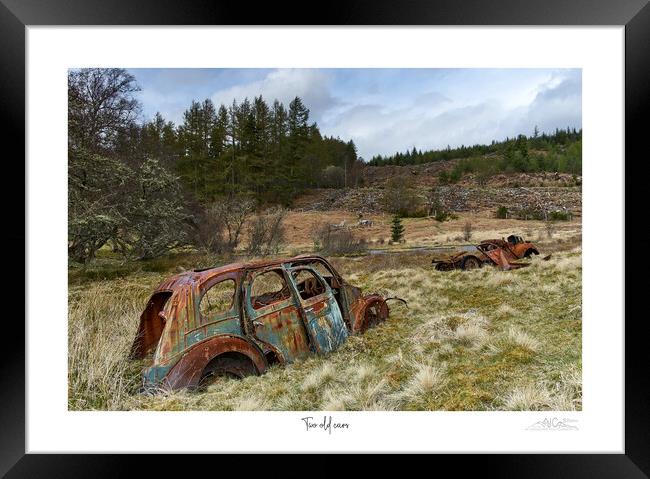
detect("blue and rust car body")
[130,254,389,390]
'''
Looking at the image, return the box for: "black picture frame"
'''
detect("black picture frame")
[3,0,647,475]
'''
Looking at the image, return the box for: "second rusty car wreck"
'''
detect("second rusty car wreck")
[130,254,391,391]
[432,235,544,271]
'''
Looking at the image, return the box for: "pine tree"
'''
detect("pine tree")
[177,100,215,199]
[287,96,310,188]
[391,215,405,243]
[250,96,271,196]
[211,105,229,159]
[227,100,239,192]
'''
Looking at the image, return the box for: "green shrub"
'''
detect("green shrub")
[549,211,571,221]
[515,208,546,221]
[449,168,462,183]
[401,208,428,218]
[434,210,454,222]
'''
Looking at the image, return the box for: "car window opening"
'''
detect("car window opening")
[298,260,338,289]
[292,269,327,301]
[200,279,235,320]
[250,270,291,310]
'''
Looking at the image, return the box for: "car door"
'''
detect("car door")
[244,268,311,362]
[288,267,348,354]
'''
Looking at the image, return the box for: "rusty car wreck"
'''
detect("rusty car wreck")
[130,255,391,391]
[432,235,545,271]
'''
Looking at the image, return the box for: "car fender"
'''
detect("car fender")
[350,295,389,334]
[163,334,267,390]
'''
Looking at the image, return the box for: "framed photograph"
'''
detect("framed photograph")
[5,0,647,473]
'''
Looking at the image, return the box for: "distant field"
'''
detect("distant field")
[279,209,582,251]
[68,230,582,411]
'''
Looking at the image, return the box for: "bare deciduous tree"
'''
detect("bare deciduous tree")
[463,221,474,242]
[212,195,255,252]
[68,68,141,153]
[424,186,443,217]
[246,207,287,256]
[321,165,345,188]
[312,223,367,255]
[545,221,556,239]
[192,203,227,255]
[191,195,256,255]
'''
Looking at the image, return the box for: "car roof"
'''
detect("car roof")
[154,254,333,292]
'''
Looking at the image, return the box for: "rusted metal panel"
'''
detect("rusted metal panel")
[299,287,348,353]
[155,287,188,362]
[249,302,312,362]
[185,317,242,349]
[129,291,172,359]
[350,295,390,334]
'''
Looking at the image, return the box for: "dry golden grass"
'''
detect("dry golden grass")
[495,303,518,318]
[301,364,336,392]
[506,327,540,353]
[503,384,552,410]
[69,225,582,411]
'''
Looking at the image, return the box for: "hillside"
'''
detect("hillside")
[361,161,580,189]
[293,158,582,217]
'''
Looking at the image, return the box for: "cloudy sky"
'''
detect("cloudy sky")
[128,68,581,160]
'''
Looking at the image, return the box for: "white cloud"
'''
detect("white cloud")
[325,101,507,158]
[211,69,337,120]
[518,71,582,134]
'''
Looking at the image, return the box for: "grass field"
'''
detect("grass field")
[68,229,582,411]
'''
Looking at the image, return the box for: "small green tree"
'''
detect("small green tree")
[391,215,405,243]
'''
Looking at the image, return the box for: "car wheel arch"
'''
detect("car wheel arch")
[163,334,267,390]
[461,255,483,269]
[350,295,389,334]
